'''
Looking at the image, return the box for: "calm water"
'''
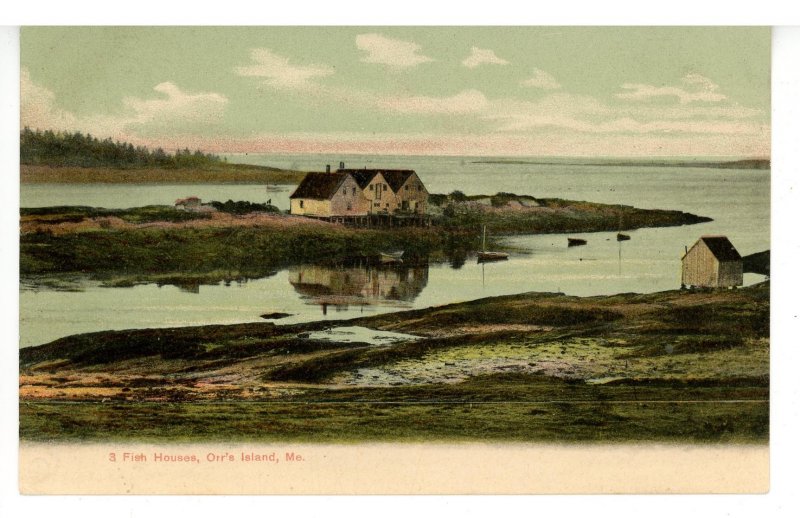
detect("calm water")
[21,183,294,212]
[19,155,770,348]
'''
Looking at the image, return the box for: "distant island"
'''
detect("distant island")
[20,128,305,184]
[471,158,771,170]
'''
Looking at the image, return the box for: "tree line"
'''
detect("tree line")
[20,127,224,169]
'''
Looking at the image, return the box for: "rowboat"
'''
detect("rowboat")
[616,233,631,241]
[568,238,587,246]
[380,250,404,263]
[477,251,510,262]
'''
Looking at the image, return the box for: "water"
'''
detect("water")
[21,183,294,211]
[19,155,770,348]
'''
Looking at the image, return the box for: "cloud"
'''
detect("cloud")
[122,82,228,127]
[21,68,228,140]
[483,91,764,138]
[462,47,509,68]
[378,89,489,115]
[235,48,334,89]
[20,68,78,131]
[356,33,434,69]
[616,73,727,104]
[520,68,561,90]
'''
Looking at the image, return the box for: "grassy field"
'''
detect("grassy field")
[19,283,769,443]
[21,163,306,184]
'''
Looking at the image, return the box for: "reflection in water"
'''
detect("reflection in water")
[288,263,429,312]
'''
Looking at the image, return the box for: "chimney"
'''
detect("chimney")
[326,164,331,173]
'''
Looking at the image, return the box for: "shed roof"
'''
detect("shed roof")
[290,172,348,200]
[700,236,742,261]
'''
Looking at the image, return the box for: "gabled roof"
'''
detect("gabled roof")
[698,236,742,262]
[381,170,416,192]
[345,169,380,189]
[290,172,348,200]
[338,168,416,192]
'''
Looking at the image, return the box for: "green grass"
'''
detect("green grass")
[19,374,768,443]
[19,284,770,443]
[21,219,473,281]
[430,194,711,235]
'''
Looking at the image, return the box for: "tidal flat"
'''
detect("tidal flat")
[19,283,769,443]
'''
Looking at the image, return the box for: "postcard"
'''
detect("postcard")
[17,26,770,494]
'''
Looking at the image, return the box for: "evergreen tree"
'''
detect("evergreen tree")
[20,128,222,168]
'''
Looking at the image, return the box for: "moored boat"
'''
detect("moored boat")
[616,233,631,241]
[477,226,509,262]
[477,251,509,263]
[568,238,587,246]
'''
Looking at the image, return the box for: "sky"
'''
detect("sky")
[20,26,771,158]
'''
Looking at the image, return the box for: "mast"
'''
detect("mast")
[482,225,487,252]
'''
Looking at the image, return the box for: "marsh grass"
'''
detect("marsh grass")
[20,375,768,443]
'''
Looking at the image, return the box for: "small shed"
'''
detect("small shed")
[681,236,743,288]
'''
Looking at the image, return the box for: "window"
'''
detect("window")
[352,187,356,195]
[299,200,304,208]
[405,185,409,191]
[418,186,422,191]
[383,184,387,191]
[347,202,352,211]
[369,185,373,190]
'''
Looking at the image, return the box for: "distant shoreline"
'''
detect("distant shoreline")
[20,164,306,185]
[20,157,771,185]
[470,158,770,170]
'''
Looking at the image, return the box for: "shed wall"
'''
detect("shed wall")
[682,242,718,287]
[329,176,370,216]
[682,241,744,287]
[717,261,744,287]
[290,198,332,217]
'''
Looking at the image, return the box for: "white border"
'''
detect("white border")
[2,16,799,518]
[2,1,800,25]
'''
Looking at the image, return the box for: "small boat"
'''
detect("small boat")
[380,250,404,263]
[478,251,510,263]
[616,233,631,241]
[568,238,587,247]
[477,225,509,262]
